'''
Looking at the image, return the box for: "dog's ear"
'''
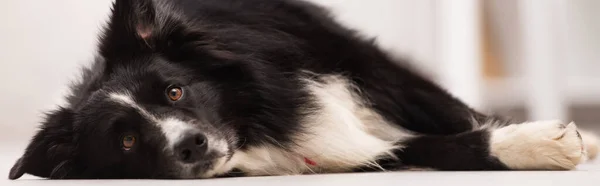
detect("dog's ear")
[101,0,234,64]
[111,0,156,39]
[100,0,164,57]
[9,107,77,180]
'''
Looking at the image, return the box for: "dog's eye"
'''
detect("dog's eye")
[166,86,183,101]
[122,135,136,150]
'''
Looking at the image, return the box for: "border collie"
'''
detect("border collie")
[9,0,599,179]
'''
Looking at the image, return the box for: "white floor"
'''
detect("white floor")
[2,142,600,186]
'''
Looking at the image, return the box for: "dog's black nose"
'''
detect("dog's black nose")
[174,131,208,163]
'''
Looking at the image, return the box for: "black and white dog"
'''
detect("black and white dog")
[9,0,599,180]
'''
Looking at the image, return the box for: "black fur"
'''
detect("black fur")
[10,0,513,180]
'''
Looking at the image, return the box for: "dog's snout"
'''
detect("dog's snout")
[174,131,208,164]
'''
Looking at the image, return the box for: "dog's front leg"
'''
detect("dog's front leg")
[392,121,597,170]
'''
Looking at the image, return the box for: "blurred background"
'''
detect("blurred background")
[0,0,599,144]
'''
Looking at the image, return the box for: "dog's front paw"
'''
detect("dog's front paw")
[490,120,584,170]
[580,130,599,160]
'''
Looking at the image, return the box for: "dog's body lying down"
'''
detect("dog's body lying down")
[9,0,600,179]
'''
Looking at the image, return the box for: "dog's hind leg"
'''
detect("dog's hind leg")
[386,120,587,170]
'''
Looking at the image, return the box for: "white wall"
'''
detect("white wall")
[0,0,113,141]
[563,0,600,78]
[483,0,600,113]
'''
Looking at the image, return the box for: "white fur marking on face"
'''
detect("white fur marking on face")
[110,93,185,147]
[490,120,585,170]
[109,93,159,121]
[108,93,224,154]
[158,118,195,148]
[221,75,412,176]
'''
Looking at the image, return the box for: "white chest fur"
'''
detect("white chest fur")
[227,75,411,176]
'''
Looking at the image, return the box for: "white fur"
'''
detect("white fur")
[207,75,412,177]
[490,120,585,170]
[580,130,599,160]
[109,93,184,148]
[109,93,159,121]
[159,118,196,149]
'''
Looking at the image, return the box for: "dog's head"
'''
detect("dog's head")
[8,0,275,179]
